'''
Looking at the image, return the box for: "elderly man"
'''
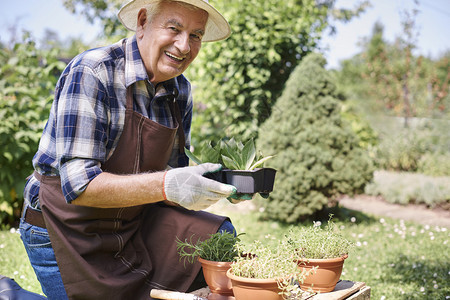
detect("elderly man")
[19,0,238,298]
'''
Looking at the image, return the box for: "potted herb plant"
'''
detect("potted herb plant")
[286,215,354,293]
[185,138,276,195]
[226,240,308,300]
[176,231,242,299]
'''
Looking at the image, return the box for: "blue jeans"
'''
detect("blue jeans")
[20,208,235,299]
[217,219,236,235]
[19,217,68,300]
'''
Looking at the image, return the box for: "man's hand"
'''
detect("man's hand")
[163,163,236,210]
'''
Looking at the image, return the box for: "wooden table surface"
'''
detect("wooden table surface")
[189,280,370,300]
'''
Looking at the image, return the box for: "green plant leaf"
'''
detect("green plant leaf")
[192,138,274,170]
[225,138,238,150]
[249,155,274,170]
[222,141,244,169]
[242,139,256,170]
[176,232,241,263]
[201,142,221,164]
[236,140,245,151]
[221,155,240,170]
[185,148,203,165]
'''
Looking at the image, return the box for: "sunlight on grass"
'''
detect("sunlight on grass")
[0,228,44,295]
[1,201,449,299]
[209,200,450,299]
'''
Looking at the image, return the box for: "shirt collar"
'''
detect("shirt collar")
[124,35,149,87]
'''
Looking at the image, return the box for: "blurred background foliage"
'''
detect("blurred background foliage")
[0,35,65,227]
[0,0,448,227]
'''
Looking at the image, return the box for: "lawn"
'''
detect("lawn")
[210,201,449,300]
[0,227,44,295]
[1,200,448,299]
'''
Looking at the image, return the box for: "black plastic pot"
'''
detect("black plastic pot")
[204,168,276,194]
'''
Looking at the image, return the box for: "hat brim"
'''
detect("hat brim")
[118,0,231,42]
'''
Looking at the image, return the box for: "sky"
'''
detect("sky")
[320,0,450,68]
[1,0,449,69]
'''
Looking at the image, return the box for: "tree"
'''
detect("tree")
[339,2,449,122]
[187,0,369,145]
[39,29,91,60]
[63,0,126,39]
[257,53,374,223]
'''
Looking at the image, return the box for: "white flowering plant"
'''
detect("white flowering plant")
[285,215,354,259]
[230,240,310,299]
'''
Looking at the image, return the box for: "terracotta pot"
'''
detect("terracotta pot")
[297,254,348,293]
[226,269,283,300]
[199,258,234,298]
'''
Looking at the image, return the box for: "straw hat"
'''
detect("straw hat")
[118,0,231,42]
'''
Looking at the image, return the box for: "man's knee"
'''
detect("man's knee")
[217,219,236,235]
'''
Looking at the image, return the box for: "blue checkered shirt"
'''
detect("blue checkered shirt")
[24,35,192,208]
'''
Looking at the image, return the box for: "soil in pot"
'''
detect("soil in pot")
[226,269,283,300]
[297,255,348,293]
[199,258,234,300]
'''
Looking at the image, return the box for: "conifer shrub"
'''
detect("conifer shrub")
[256,53,374,223]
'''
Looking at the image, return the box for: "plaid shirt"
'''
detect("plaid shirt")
[24,35,192,208]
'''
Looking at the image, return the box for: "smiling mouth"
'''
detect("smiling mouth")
[165,51,185,62]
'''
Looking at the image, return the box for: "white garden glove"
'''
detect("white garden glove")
[163,163,237,211]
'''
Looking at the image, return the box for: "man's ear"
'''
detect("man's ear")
[136,8,148,38]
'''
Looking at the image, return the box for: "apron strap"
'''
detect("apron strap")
[126,86,134,111]
[168,99,186,154]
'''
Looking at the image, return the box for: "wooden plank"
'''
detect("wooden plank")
[191,281,370,300]
[301,281,368,300]
[346,286,371,300]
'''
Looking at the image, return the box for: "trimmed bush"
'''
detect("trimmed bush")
[256,53,374,223]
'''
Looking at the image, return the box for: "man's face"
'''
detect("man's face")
[136,1,208,84]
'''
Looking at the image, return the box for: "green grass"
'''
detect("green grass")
[211,202,450,299]
[0,228,44,295]
[2,203,449,299]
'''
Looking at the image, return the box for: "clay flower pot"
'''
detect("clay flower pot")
[199,258,234,299]
[226,269,283,300]
[297,254,348,293]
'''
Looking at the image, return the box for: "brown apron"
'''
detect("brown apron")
[38,86,227,299]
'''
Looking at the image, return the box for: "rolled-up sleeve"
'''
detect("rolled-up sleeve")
[55,65,109,203]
